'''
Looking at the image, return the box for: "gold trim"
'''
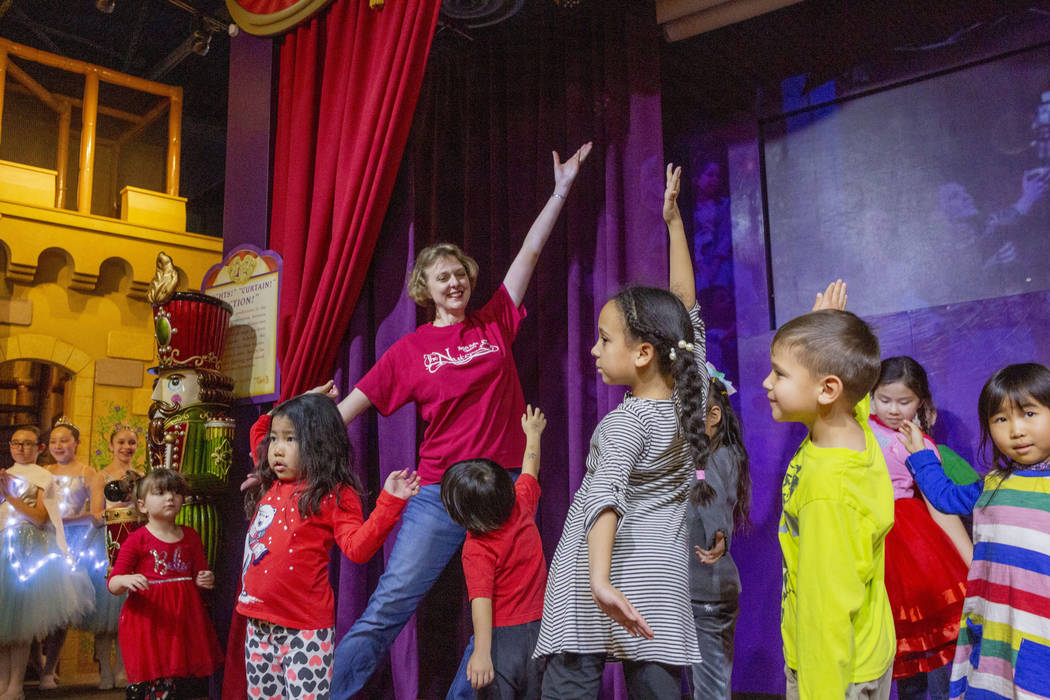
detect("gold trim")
[225,0,336,36]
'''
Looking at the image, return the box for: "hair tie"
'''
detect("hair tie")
[695,470,705,481]
[705,362,737,396]
[671,339,694,362]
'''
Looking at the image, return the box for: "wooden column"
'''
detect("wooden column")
[0,48,7,146]
[77,71,100,214]
[109,142,121,217]
[165,89,182,197]
[56,101,71,208]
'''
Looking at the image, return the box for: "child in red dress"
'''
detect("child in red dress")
[108,468,222,700]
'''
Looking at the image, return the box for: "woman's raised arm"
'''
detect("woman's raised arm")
[503,142,593,306]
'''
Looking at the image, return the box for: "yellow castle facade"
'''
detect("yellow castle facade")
[0,38,222,468]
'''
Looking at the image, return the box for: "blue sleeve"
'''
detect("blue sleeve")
[906,449,983,514]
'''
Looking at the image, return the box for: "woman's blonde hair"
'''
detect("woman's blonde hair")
[406,243,479,307]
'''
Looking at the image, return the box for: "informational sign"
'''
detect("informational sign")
[202,245,281,403]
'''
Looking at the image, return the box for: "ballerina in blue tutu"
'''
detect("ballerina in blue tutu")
[0,425,93,700]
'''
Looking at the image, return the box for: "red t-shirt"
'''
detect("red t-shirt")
[356,285,527,485]
[236,480,406,630]
[461,473,547,627]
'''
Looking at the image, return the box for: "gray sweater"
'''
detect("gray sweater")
[688,446,742,602]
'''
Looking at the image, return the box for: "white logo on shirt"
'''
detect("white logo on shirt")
[423,339,500,374]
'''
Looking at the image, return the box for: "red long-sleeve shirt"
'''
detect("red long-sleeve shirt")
[236,479,405,630]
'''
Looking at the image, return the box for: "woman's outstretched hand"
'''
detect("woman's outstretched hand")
[552,142,593,195]
[591,581,655,639]
[663,163,683,225]
[306,380,340,401]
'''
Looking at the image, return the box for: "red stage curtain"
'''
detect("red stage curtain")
[221,3,439,696]
[270,0,442,399]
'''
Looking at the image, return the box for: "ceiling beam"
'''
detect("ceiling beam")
[660,0,805,42]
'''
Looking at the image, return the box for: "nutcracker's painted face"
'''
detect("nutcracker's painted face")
[151,371,203,408]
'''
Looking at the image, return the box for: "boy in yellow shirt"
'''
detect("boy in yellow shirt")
[763,281,895,700]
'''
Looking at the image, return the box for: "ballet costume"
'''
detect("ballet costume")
[869,417,968,677]
[0,464,95,643]
[87,492,132,637]
[52,475,114,628]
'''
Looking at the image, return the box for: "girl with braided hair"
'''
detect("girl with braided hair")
[535,164,709,697]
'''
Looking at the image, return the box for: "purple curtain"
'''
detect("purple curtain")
[329,2,667,697]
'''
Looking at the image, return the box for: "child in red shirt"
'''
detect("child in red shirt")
[237,393,420,699]
[441,405,548,699]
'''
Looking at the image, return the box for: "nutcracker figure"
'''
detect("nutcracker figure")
[142,253,236,567]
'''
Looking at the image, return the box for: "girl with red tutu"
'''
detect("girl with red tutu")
[108,469,222,700]
[869,357,972,700]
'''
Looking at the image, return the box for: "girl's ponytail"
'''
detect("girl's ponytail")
[673,351,716,505]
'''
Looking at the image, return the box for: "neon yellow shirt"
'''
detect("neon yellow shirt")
[779,397,896,699]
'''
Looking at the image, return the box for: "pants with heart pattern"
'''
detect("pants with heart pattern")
[245,617,333,699]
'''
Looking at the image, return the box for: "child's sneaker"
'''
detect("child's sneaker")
[38,673,58,690]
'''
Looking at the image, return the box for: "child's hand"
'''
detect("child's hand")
[383,469,421,500]
[117,574,150,593]
[306,379,340,401]
[239,471,262,492]
[466,649,494,690]
[695,530,726,564]
[662,163,683,225]
[897,420,927,455]
[196,570,215,590]
[591,582,654,639]
[811,279,847,311]
[521,404,547,438]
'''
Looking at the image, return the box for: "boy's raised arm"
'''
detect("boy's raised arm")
[521,405,546,480]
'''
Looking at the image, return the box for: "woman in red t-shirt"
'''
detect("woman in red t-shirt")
[330,141,592,698]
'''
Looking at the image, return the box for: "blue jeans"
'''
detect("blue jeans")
[331,484,467,699]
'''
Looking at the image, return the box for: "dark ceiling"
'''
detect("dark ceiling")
[6,0,1050,179]
[0,0,232,131]
[663,0,1050,120]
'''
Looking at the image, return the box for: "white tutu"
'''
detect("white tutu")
[0,522,95,643]
[63,521,123,634]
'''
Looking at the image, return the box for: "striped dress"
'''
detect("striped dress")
[908,452,1050,699]
[534,304,706,666]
